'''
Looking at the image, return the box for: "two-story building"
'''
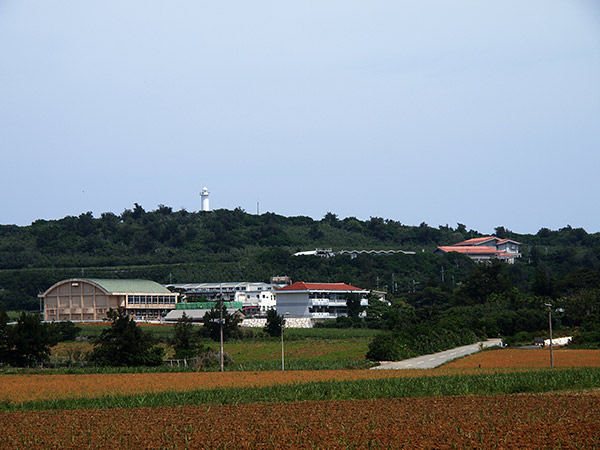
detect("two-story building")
[40,278,179,321]
[434,236,521,263]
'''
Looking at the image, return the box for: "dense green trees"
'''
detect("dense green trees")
[201,305,242,342]
[2,205,600,352]
[2,205,600,314]
[9,312,52,366]
[0,306,10,363]
[89,308,163,366]
[46,321,81,346]
[0,311,52,367]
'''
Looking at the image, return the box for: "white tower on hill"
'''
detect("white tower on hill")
[200,187,210,211]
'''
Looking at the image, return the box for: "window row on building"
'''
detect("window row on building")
[127,295,177,305]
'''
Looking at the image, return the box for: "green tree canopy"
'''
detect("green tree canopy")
[171,312,204,359]
[263,308,285,337]
[7,312,51,367]
[0,304,12,364]
[345,293,364,320]
[89,308,163,366]
[201,305,242,342]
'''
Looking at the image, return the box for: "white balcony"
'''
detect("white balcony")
[310,299,329,306]
[328,299,347,306]
[310,312,335,319]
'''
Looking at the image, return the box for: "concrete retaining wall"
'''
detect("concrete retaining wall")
[241,317,313,328]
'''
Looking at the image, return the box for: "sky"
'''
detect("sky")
[1,1,599,235]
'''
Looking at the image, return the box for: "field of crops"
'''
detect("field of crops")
[0,369,414,403]
[445,348,600,369]
[4,348,600,404]
[50,325,376,370]
[50,339,371,366]
[1,393,598,449]
[217,339,370,362]
[2,346,600,448]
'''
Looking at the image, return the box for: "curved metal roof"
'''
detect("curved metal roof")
[40,278,172,297]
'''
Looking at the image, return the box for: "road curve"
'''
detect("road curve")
[370,339,502,370]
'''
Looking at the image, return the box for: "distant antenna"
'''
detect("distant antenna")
[257,199,260,215]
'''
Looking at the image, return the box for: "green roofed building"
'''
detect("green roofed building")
[40,278,179,322]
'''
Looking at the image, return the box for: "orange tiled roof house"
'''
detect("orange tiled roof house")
[433,236,521,263]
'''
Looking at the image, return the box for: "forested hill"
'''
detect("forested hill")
[1,204,599,311]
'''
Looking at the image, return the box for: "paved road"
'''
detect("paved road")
[371,339,502,370]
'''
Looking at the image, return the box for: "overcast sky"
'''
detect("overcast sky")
[1,1,599,234]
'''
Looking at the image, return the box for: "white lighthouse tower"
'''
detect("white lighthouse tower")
[200,187,210,212]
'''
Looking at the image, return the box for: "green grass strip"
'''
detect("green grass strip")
[2,368,600,412]
[0,359,373,376]
[225,359,375,371]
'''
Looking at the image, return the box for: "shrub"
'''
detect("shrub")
[196,349,234,370]
[366,326,478,361]
[503,331,535,347]
[570,326,600,348]
[366,332,415,361]
[46,321,81,346]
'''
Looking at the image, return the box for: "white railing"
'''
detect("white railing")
[310,312,335,319]
[311,299,329,306]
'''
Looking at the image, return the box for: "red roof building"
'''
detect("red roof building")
[276,282,369,319]
[278,282,364,292]
[434,236,521,263]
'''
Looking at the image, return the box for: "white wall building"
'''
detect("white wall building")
[276,282,369,319]
[166,281,283,314]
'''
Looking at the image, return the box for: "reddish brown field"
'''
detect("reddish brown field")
[1,393,598,449]
[0,369,461,403]
[445,348,600,369]
[2,349,600,404]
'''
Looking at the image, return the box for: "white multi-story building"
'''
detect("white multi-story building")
[275,282,369,319]
[165,282,282,314]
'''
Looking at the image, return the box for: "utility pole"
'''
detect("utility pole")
[441,266,445,283]
[280,313,288,371]
[545,303,554,369]
[219,284,224,372]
